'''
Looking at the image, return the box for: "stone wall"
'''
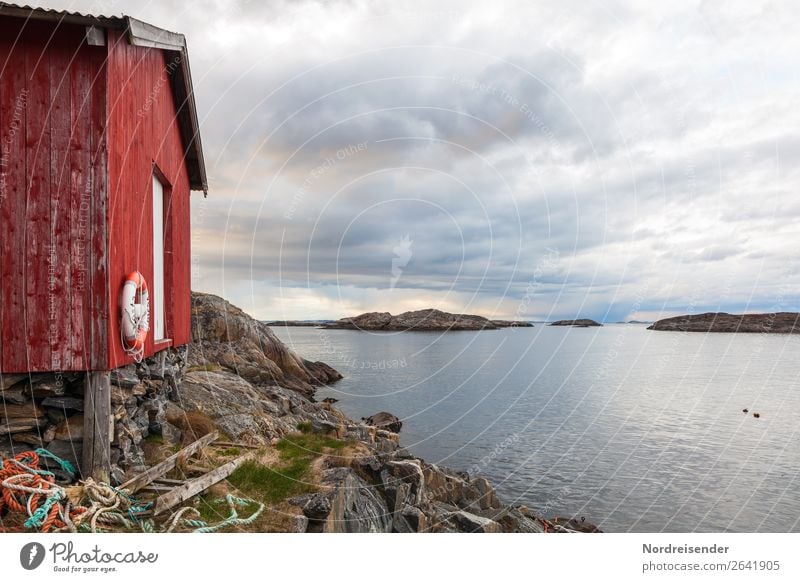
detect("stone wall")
[0,347,186,484]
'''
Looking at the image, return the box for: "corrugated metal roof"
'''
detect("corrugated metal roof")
[0,3,124,28]
[0,3,207,194]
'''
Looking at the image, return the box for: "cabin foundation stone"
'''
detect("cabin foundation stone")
[0,347,188,484]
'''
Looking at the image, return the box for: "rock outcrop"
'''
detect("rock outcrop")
[190,292,342,396]
[291,441,551,533]
[549,319,602,327]
[364,411,403,433]
[647,312,800,333]
[324,309,532,331]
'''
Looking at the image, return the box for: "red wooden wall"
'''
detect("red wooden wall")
[0,20,108,373]
[105,29,192,369]
[0,19,193,373]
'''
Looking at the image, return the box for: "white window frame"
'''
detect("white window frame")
[152,173,166,341]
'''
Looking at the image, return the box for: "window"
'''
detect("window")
[152,173,166,341]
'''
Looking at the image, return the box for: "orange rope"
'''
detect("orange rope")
[0,450,82,531]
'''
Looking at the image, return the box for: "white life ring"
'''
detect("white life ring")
[121,271,150,358]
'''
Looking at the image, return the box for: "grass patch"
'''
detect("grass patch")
[296,421,313,434]
[226,433,350,505]
[217,446,241,458]
[276,432,348,459]
[228,459,311,504]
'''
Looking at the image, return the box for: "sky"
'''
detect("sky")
[33,0,800,321]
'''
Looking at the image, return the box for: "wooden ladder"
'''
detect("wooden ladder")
[120,431,257,516]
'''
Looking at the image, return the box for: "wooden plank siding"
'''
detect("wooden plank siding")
[0,18,193,373]
[0,19,27,372]
[105,30,192,369]
[0,20,108,372]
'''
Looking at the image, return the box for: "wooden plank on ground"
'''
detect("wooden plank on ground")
[120,431,218,494]
[153,477,186,486]
[152,452,255,516]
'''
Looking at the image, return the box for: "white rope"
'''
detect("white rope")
[121,307,145,363]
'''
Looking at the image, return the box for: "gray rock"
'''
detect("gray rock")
[443,510,501,533]
[310,417,338,434]
[160,421,183,445]
[464,476,502,511]
[27,377,67,398]
[0,387,30,404]
[302,493,332,520]
[46,440,82,473]
[0,417,47,434]
[385,460,425,505]
[393,505,427,533]
[109,465,126,486]
[53,415,84,441]
[0,402,44,420]
[321,468,391,533]
[41,396,84,411]
[110,366,141,389]
[11,432,45,446]
[364,412,402,433]
[292,515,309,533]
[0,373,27,390]
[190,292,341,391]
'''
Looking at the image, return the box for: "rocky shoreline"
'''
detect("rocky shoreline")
[1,292,595,533]
[647,312,800,333]
[324,308,533,331]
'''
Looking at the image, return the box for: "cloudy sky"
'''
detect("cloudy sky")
[41,0,800,321]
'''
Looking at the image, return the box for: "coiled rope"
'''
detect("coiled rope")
[1,449,263,533]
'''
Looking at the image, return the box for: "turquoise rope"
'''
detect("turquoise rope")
[191,495,264,533]
[24,490,64,529]
[34,448,77,478]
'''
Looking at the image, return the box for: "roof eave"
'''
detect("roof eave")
[126,17,208,194]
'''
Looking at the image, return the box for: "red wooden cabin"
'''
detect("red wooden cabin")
[0,5,207,376]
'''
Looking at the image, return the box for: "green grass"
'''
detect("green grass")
[227,459,312,504]
[296,421,313,434]
[276,432,348,458]
[225,433,350,505]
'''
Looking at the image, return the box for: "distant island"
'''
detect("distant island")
[614,320,652,324]
[647,312,800,333]
[265,320,332,327]
[323,309,533,331]
[549,319,602,327]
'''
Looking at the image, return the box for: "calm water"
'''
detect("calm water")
[272,324,800,532]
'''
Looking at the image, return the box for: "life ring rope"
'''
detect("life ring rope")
[120,271,150,362]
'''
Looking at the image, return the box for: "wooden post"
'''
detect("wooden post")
[82,370,111,482]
